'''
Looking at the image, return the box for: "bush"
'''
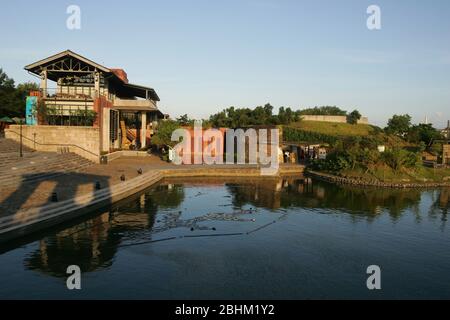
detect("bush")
[381,148,419,171]
[152,120,181,147]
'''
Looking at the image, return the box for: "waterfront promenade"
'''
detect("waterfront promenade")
[0,145,304,243]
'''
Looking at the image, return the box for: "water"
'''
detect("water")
[0,176,449,299]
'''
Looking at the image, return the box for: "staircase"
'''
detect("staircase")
[0,138,94,190]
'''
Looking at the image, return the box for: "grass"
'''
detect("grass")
[287,120,409,147]
[339,165,450,183]
[289,120,375,137]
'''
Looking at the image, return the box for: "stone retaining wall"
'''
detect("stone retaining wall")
[301,115,369,124]
[306,170,450,188]
[5,125,100,163]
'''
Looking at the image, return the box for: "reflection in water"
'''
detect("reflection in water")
[22,178,450,278]
[1,177,449,299]
[24,184,184,277]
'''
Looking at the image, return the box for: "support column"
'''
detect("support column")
[141,111,147,149]
[40,69,47,97]
[94,71,100,98]
[114,111,121,149]
[101,108,110,153]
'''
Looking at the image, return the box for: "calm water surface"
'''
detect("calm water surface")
[0,177,449,299]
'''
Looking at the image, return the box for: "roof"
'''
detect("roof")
[110,69,129,84]
[24,50,110,74]
[124,83,160,101]
[24,50,160,101]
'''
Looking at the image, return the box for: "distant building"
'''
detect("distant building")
[444,144,450,166]
[441,120,450,139]
[300,115,369,125]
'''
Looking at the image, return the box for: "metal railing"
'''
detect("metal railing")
[42,104,97,127]
[40,87,95,100]
[5,129,100,158]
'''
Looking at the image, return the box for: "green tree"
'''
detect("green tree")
[0,69,39,118]
[0,68,17,117]
[382,148,418,171]
[385,114,411,137]
[406,123,441,146]
[297,106,347,116]
[347,109,362,125]
[152,120,181,147]
[176,114,192,126]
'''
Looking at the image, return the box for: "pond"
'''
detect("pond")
[0,177,449,299]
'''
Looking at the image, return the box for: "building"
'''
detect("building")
[441,121,450,139]
[21,50,164,155]
[444,144,450,166]
[300,115,369,125]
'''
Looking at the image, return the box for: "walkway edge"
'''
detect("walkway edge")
[0,165,305,244]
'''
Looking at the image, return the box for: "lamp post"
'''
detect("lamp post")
[19,119,23,158]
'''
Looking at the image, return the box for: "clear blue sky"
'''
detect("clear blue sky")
[1,0,449,127]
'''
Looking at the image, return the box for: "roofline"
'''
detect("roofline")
[24,50,161,101]
[124,83,160,101]
[24,50,111,73]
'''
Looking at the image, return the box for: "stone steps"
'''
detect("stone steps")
[0,152,94,189]
[0,138,35,154]
[0,171,164,240]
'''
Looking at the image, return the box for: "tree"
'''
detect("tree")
[382,148,418,171]
[209,103,298,128]
[297,106,347,116]
[347,110,362,125]
[152,120,181,147]
[406,123,441,146]
[0,68,17,117]
[385,114,411,137]
[176,114,192,126]
[0,69,39,118]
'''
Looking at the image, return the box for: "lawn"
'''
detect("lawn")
[289,120,375,137]
[339,166,450,183]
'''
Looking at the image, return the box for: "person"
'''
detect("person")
[284,151,290,163]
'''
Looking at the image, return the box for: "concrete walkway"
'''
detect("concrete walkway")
[0,155,304,243]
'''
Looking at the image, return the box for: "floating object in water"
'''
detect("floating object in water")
[120,174,126,181]
[190,227,194,231]
[251,219,256,222]
[137,168,143,175]
[212,227,216,231]
[51,192,58,202]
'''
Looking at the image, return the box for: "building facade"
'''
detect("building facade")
[23,50,164,153]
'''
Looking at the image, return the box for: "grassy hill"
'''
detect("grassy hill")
[284,120,408,147]
[288,120,375,137]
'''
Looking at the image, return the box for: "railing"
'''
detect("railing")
[40,87,95,100]
[5,129,100,159]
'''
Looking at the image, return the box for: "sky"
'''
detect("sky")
[1,0,449,128]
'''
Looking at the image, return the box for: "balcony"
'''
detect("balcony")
[40,88,95,101]
[113,98,157,111]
